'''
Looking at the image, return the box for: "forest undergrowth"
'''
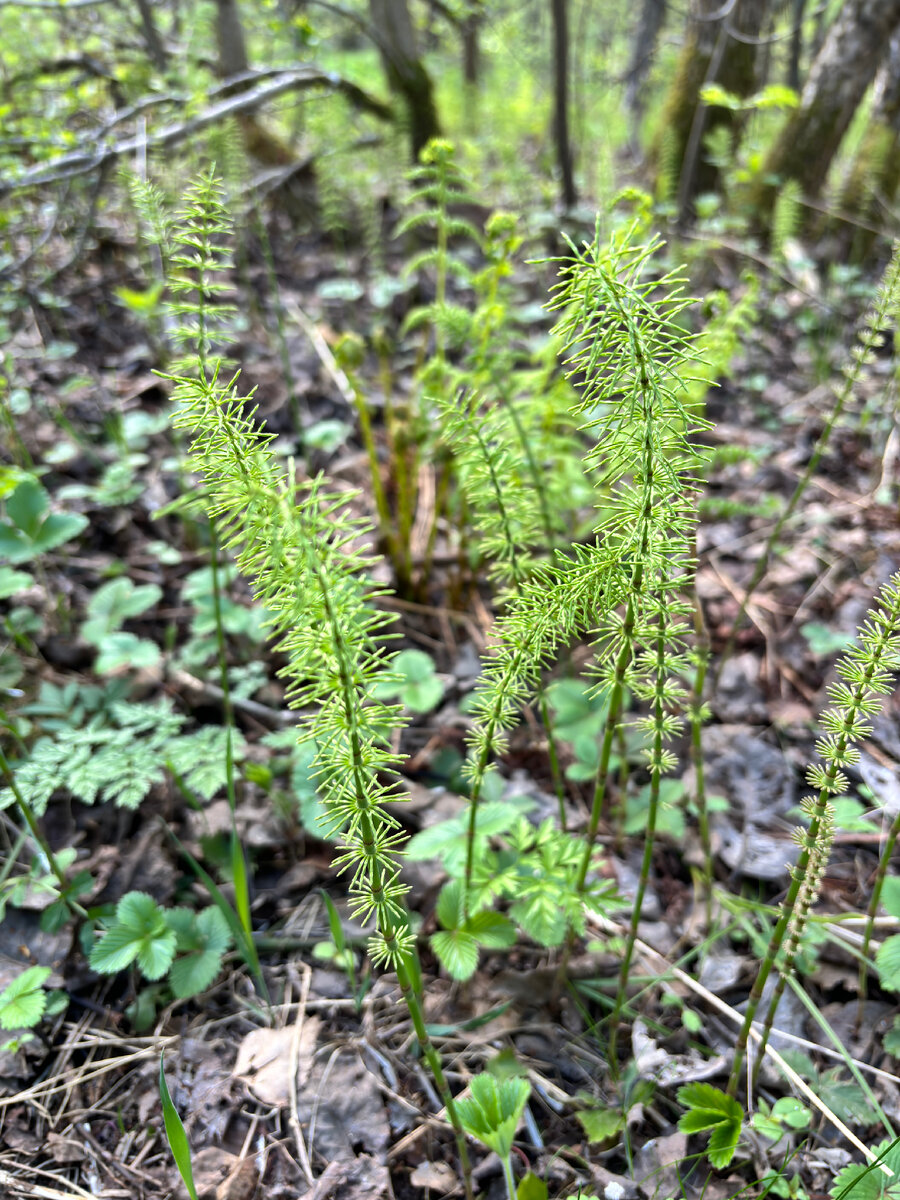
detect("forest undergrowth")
[1,149,900,1200]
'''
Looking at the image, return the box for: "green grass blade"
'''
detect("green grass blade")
[159,1054,199,1200]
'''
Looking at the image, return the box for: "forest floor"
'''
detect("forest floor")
[2,210,900,1200]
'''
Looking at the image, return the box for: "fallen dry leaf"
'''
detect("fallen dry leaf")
[233,1018,320,1107]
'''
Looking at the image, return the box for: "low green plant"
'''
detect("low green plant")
[677,1082,744,1169]
[81,577,162,673]
[0,696,243,813]
[455,1072,531,1200]
[0,472,87,565]
[728,570,900,1094]
[89,891,232,1000]
[161,171,475,1196]
[0,964,67,1050]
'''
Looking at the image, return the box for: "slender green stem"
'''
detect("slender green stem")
[500,1154,517,1200]
[751,803,834,1088]
[574,589,638,895]
[0,745,87,918]
[609,622,667,1072]
[689,630,713,900]
[312,555,474,1200]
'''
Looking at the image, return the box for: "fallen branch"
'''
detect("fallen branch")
[0,65,393,197]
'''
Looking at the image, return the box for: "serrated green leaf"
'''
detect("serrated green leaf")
[465,910,516,949]
[455,1073,531,1159]
[436,880,464,931]
[168,927,228,998]
[0,965,51,1029]
[89,923,144,973]
[678,1083,743,1170]
[577,1107,625,1143]
[431,928,479,981]
[877,936,900,990]
[831,1138,900,1200]
[707,1118,742,1169]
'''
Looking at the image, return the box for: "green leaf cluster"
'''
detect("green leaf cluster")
[0,699,244,813]
[90,891,232,998]
[0,474,86,564]
[677,1082,744,1169]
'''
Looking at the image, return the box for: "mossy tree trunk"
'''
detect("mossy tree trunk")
[653,0,768,216]
[753,0,900,231]
[837,28,900,260]
[370,0,441,161]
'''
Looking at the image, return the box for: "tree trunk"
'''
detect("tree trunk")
[651,0,718,200]
[551,0,576,210]
[754,0,900,227]
[838,27,900,260]
[462,1,481,86]
[786,0,806,92]
[666,0,768,219]
[133,0,168,72]
[215,0,250,77]
[625,0,667,143]
[369,0,441,161]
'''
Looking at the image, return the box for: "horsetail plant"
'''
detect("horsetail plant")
[459,225,707,1031]
[164,171,260,992]
[727,570,900,1098]
[163,174,474,1198]
[545,225,706,905]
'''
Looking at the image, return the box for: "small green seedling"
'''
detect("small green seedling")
[89,891,232,998]
[677,1082,744,1169]
[81,577,162,673]
[0,474,87,564]
[430,879,515,981]
[0,964,68,1052]
[314,889,358,998]
[455,1072,532,1200]
[751,1097,811,1143]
